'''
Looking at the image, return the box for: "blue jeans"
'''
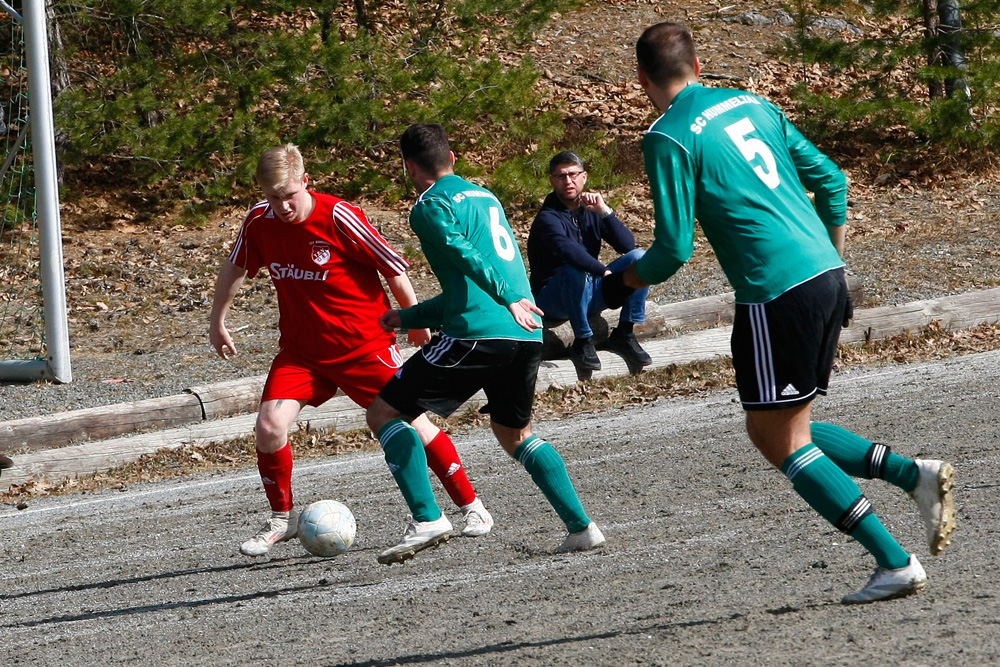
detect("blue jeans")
[535,249,650,339]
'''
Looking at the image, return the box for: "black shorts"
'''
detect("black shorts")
[731,268,848,411]
[377,334,543,429]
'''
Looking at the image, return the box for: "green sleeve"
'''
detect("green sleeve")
[635,131,697,286]
[781,110,848,228]
[413,198,522,307]
[399,294,445,330]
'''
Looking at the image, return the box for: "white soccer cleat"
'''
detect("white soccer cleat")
[377,514,453,565]
[555,521,606,553]
[460,498,494,537]
[842,554,927,604]
[240,509,299,557]
[910,459,957,556]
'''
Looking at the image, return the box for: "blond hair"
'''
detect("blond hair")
[256,143,305,194]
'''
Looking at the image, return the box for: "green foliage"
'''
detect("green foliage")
[51,0,573,214]
[486,131,634,214]
[781,0,1000,154]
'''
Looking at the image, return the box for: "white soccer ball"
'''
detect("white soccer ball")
[297,499,356,557]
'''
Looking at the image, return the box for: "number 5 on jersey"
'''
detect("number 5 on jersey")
[724,117,780,190]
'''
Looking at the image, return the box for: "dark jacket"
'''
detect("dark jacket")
[527,191,636,295]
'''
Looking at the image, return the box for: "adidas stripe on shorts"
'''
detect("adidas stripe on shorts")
[731,267,848,411]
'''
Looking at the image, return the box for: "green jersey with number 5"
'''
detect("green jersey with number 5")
[400,174,541,341]
[635,83,847,304]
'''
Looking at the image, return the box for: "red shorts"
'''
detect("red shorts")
[261,343,404,408]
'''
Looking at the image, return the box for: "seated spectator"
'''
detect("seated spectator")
[527,151,652,375]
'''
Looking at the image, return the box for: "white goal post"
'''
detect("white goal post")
[0,0,71,383]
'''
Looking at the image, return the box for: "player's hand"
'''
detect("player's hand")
[580,192,613,217]
[509,298,544,333]
[843,292,854,328]
[601,271,635,310]
[408,328,432,347]
[210,325,237,360]
[380,309,402,332]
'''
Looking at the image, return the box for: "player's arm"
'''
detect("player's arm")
[398,294,446,331]
[625,132,696,289]
[826,223,846,258]
[781,107,848,232]
[209,259,249,360]
[383,272,432,346]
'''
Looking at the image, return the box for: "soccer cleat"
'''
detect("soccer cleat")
[555,521,606,553]
[569,337,601,372]
[841,554,927,604]
[909,459,957,556]
[377,514,454,565]
[602,328,652,375]
[240,509,299,556]
[460,498,494,537]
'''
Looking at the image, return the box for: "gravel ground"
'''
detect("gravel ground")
[1,351,995,665]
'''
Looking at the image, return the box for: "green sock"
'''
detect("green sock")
[782,444,910,570]
[378,419,441,522]
[811,422,920,492]
[514,435,590,533]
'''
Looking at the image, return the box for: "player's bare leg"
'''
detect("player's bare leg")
[493,421,604,553]
[411,414,493,537]
[746,404,926,603]
[240,398,306,556]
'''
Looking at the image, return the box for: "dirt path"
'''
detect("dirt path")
[2,350,995,666]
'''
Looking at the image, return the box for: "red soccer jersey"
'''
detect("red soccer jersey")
[228,191,409,365]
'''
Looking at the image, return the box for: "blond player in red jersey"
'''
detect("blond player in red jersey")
[209,144,493,556]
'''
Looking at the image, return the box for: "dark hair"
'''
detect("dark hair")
[636,22,697,87]
[400,123,452,173]
[548,150,586,175]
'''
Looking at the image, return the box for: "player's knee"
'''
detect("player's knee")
[366,397,398,434]
[254,414,289,450]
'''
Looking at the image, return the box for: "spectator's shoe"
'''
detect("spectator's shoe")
[460,498,494,537]
[569,337,601,373]
[910,459,957,556]
[602,327,652,375]
[556,521,606,553]
[0,454,13,470]
[378,514,453,565]
[240,509,299,556]
[841,555,927,604]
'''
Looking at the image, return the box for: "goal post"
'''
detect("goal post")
[0,0,71,383]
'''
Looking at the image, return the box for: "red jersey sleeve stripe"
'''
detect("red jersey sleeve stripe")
[333,200,410,276]
[228,200,269,267]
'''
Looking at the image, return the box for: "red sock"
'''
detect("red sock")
[424,430,477,508]
[257,443,294,512]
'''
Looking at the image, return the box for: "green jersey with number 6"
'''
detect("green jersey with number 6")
[635,83,848,304]
[400,174,541,341]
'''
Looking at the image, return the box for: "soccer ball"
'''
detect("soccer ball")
[297,499,356,557]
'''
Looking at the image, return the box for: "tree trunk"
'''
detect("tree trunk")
[938,0,971,99]
[45,0,70,98]
[923,0,944,99]
[354,0,369,34]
